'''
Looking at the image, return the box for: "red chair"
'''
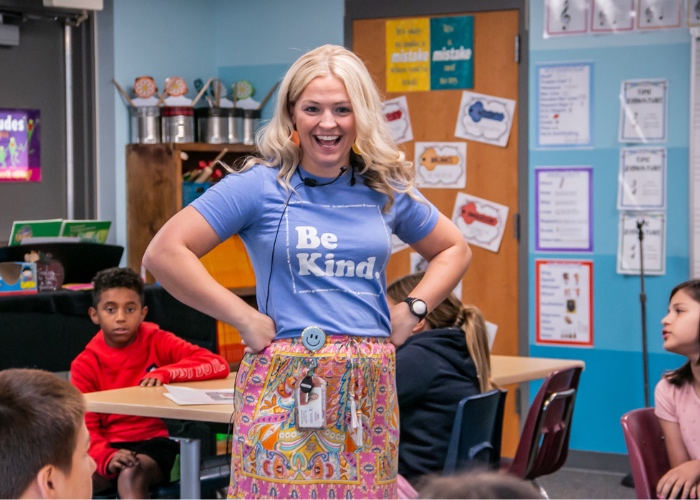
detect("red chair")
[503,366,582,497]
[621,407,670,499]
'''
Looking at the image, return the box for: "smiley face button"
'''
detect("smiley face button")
[301,326,326,352]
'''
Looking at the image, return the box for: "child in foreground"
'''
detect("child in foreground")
[655,279,700,500]
[70,267,230,498]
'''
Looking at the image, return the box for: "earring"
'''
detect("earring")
[290,130,300,147]
[352,142,363,156]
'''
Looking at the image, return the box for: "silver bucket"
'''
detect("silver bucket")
[129,106,161,144]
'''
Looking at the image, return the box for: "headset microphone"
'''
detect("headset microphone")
[301,165,348,187]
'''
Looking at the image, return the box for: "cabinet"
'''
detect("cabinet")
[125,143,257,287]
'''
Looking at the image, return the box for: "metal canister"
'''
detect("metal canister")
[196,107,227,144]
[129,106,161,144]
[161,106,195,143]
[242,109,261,145]
[227,108,244,144]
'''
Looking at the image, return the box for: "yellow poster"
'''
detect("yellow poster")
[386,18,430,92]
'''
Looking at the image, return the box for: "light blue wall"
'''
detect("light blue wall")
[98,0,694,457]
[529,0,691,454]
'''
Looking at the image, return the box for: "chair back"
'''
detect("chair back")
[443,388,507,475]
[621,407,670,499]
[508,365,582,480]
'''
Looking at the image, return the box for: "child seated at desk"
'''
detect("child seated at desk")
[0,368,95,499]
[387,272,498,489]
[70,267,230,499]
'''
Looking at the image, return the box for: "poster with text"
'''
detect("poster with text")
[414,141,466,188]
[455,91,516,147]
[0,108,41,182]
[638,0,683,29]
[535,167,593,252]
[617,147,667,210]
[386,18,431,92]
[536,259,593,347]
[451,192,509,253]
[430,15,474,90]
[617,212,666,275]
[536,63,593,148]
[382,96,414,145]
[545,0,588,36]
[591,0,635,33]
[619,79,668,143]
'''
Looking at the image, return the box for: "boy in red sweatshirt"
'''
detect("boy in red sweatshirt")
[70,267,230,498]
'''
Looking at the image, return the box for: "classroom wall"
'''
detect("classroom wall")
[96,0,693,457]
[528,0,690,454]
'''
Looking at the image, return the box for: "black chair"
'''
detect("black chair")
[443,388,507,475]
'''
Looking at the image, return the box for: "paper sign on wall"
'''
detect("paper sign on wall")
[617,212,666,275]
[414,142,466,188]
[591,0,635,33]
[619,79,668,143]
[0,108,41,183]
[536,259,593,347]
[545,0,588,36]
[382,96,414,145]
[638,0,682,30]
[455,91,516,148]
[617,147,667,210]
[451,193,509,253]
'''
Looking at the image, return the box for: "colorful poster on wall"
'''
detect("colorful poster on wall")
[536,63,593,148]
[0,108,40,182]
[386,18,431,92]
[451,192,509,253]
[617,212,666,275]
[414,141,466,188]
[545,0,589,36]
[617,147,667,210]
[429,15,474,90]
[619,79,668,143]
[382,96,414,144]
[591,0,635,33]
[535,167,593,252]
[536,259,594,347]
[385,16,474,93]
[638,0,682,30]
[455,90,516,147]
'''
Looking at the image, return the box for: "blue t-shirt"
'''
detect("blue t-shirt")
[191,164,438,339]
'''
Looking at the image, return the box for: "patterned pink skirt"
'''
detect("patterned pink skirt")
[227,335,399,499]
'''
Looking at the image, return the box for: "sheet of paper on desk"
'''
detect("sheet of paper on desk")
[163,385,234,405]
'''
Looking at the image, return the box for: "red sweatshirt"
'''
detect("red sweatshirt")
[70,321,230,478]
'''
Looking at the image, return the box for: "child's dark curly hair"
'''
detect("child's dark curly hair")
[91,267,145,307]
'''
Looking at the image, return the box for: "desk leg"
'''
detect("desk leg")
[179,438,201,499]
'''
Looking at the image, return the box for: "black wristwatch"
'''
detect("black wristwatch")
[403,297,428,321]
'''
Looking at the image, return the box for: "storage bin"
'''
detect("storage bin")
[182,181,212,206]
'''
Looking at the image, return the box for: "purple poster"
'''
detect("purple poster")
[0,108,41,182]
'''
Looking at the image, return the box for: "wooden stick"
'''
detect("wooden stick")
[215,78,221,108]
[210,147,229,166]
[191,77,213,108]
[111,79,135,107]
[257,80,280,111]
[156,90,169,107]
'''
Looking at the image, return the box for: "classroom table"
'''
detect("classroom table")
[84,355,585,498]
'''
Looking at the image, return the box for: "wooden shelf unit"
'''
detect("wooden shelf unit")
[125,142,257,283]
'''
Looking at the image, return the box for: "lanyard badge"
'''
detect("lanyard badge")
[295,374,327,429]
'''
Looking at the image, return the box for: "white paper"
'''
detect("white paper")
[617,212,666,275]
[163,385,234,405]
[619,79,669,143]
[535,167,592,252]
[454,91,516,148]
[391,234,409,254]
[485,320,498,350]
[591,0,635,33]
[638,0,683,29]
[451,193,509,253]
[537,63,592,148]
[382,96,413,145]
[545,0,588,36]
[536,260,593,346]
[688,0,700,26]
[414,142,466,188]
[617,147,667,210]
[409,252,429,274]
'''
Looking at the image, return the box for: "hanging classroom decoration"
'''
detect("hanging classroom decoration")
[618,79,668,143]
[455,90,516,148]
[414,141,467,189]
[617,147,667,211]
[0,108,41,183]
[450,192,509,253]
[381,95,414,144]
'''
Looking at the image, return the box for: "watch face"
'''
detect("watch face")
[411,299,427,316]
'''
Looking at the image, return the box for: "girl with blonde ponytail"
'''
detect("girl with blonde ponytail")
[387,272,497,487]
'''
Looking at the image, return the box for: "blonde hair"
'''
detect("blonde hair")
[241,44,417,211]
[387,272,496,393]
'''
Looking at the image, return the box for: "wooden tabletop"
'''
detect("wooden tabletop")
[84,355,585,423]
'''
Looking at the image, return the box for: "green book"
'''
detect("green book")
[60,220,111,243]
[8,219,63,246]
